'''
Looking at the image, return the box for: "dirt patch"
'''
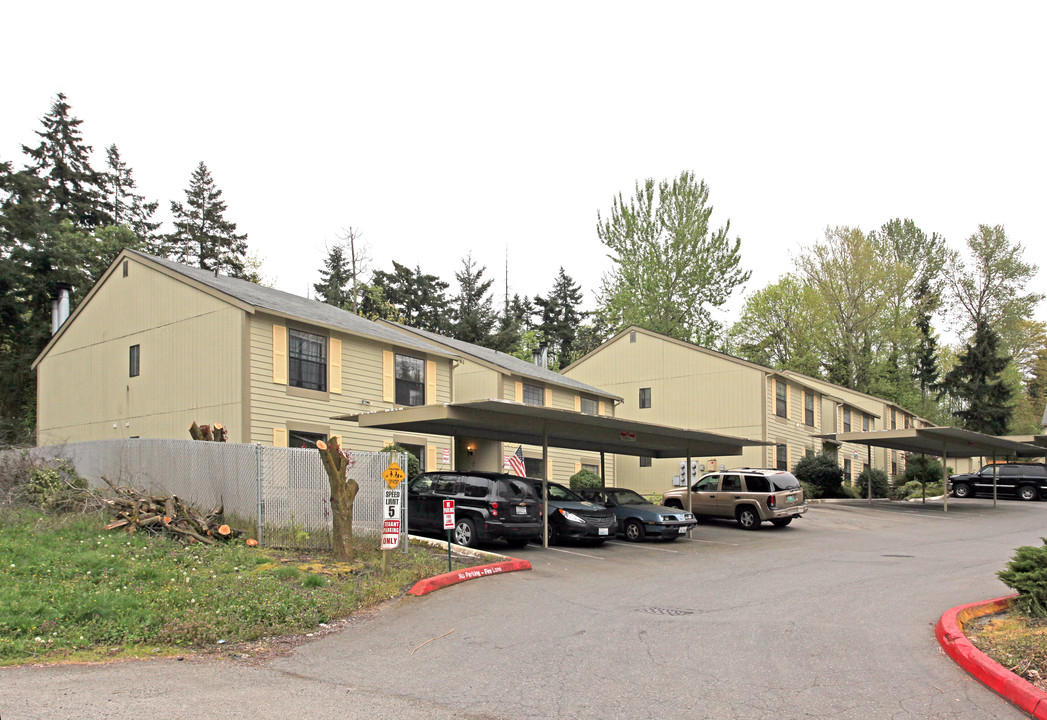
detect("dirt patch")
[965,611,1047,693]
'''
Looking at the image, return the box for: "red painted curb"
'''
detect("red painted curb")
[408,558,532,596]
[936,595,1047,719]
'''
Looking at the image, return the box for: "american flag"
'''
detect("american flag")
[505,445,526,476]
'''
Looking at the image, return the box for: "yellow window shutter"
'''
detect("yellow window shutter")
[574,395,581,411]
[514,381,523,402]
[598,400,606,415]
[329,338,342,394]
[544,388,552,407]
[426,445,437,471]
[272,324,287,385]
[426,360,437,403]
[574,461,581,474]
[273,428,287,447]
[382,350,395,402]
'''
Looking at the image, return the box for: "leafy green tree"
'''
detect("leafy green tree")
[534,267,584,369]
[449,254,497,346]
[938,319,1013,434]
[21,93,111,229]
[167,162,250,278]
[595,171,749,345]
[363,261,449,332]
[103,144,160,249]
[729,274,821,375]
[792,453,846,499]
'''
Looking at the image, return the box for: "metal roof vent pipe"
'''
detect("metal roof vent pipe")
[50,282,73,335]
[532,341,549,368]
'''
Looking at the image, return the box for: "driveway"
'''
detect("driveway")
[1,498,1041,719]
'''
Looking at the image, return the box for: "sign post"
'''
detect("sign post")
[381,462,406,574]
[443,499,455,572]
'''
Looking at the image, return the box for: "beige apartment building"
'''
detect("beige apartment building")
[33,249,619,481]
[563,326,928,495]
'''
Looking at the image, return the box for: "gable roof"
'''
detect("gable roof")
[565,325,922,422]
[34,249,457,368]
[380,320,621,401]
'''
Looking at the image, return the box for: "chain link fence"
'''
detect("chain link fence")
[27,439,405,551]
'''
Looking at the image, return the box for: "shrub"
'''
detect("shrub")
[855,468,890,498]
[799,480,820,500]
[895,479,944,501]
[998,539,1047,618]
[903,455,945,486]
[569,469,602,491]
[793,454,846,498]
[0,451,91,511]
[380,443,421,480]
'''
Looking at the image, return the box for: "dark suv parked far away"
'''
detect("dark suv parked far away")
[949,463,1047,501]
[407,471,542,548]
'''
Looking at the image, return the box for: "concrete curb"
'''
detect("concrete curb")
[936,594,1047,719]
[406,535,532,596]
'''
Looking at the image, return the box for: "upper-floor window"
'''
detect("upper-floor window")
[129,344,140,377]
[639,457,652,467]
[580,396,598,415]
[395,354,425,406]
[775,380,787,418]
[863,415,870,432]
[639,387,652,409]
[843,407,852,433]
[522,382,544,407]
[289,329,326,391]
[804,392,815,426]
[890,408,897,429]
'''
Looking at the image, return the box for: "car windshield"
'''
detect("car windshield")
[770,472,801,491]
[612,489,649,505]
[541,483,582,502]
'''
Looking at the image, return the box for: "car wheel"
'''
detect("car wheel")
[736,507,762,530]
[547,524,561,545]
[953,482,972,499]
[624,519,646,542]
[453,517,477,548]
[771,518,792,528]
[1019,485,1039,501]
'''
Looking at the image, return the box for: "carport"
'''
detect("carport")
[338,399,768,546]
[816,427,1045,511]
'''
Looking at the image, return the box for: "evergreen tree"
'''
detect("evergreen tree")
[912,278,940,402]
[534,267,584,369]
[168,162,249,278]
[490,293,534,355]
[104,145,160,250]
[21,93,111,228]
[938,319,1014,434]
[450,254,497,346]
[313,243,354,309]
[363,261,450,332]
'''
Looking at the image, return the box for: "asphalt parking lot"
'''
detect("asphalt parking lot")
[2,498,1044,719]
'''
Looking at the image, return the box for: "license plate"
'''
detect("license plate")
[678,526,688,534]
[786,494,795,502]
[514,506,527,515]
[598,528,608,536]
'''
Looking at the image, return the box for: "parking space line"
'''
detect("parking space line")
[543,547,606,560]
[605,541,680,553]
[682,538,739,546]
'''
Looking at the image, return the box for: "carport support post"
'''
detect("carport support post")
[992,450,998,507]
[600,450,606,487]
[867,444,873,505]
[542,426,549,550]
[686,450,693,537]
[941,444,948,513]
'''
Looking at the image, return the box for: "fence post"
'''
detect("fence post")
[400,452,409,555]
[255,443,264,546]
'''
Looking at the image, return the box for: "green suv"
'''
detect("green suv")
[661,468,808,530]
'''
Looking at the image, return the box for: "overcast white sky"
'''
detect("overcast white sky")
[3,1,1045,335]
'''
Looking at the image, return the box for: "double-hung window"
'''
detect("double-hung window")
[804,392,815,426]
[580,396,598,415]
[639,387,652,409]
[775,381,787,418]
[843,407,852,433]
[395,354,425,406]
[522,383,544,407]
[289,329,326,391]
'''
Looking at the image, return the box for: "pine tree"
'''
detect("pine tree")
[104,145,160,250]
[490,294,534,355]
[314,243,354,309]
[450,254,497,346]
[938,319,1013,434]
[363,261,450,332]
[22,93,111,229]
[912,278,940,402]
[534,267,584,369]
[168,162,249,278]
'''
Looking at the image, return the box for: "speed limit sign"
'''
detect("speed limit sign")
[384,489,402,520]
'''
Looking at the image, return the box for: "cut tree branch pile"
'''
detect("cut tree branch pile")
[101,478,241,545]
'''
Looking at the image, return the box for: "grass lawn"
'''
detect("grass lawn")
[0,509,453,665]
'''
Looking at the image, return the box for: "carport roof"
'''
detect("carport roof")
[815,427,1045,458]
[336,400,768,458]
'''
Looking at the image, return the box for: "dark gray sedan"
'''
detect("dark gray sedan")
[578,487,697,541]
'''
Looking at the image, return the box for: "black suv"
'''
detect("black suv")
[949,463,1047,501]
[407,471,542,548]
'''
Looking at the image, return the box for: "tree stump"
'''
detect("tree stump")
[316,437,359,562]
